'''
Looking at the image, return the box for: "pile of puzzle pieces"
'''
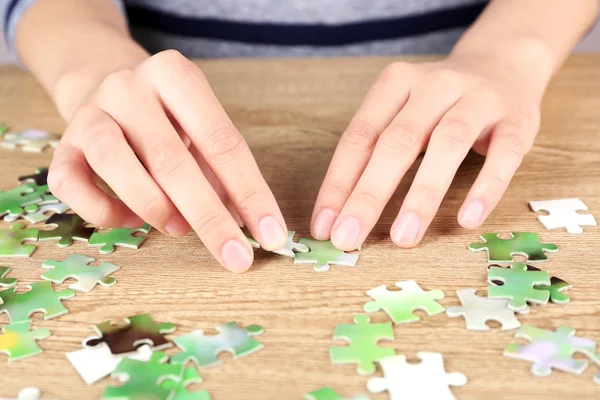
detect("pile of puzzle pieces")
[0,123,59,153]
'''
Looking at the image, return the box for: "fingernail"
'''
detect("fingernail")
[221,240,253,273]
[459,199,484,228]
[164,215,190,237]
[312,208,337,240]
[391,211,420,247]
[258,215,287,250]
[332,216,361,250]
[123,215,144,229]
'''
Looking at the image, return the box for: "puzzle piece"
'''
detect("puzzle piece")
[294,239,358,272]
[0,185,43,218]
[0,223,38,257]
[469,232,558,262]
[446,288,521,331]
[0,129,60,152]
[364,280,445,324]
[529,198,597,234]
[85,314,176,355]
[38,213,95,247]
[88,223,151,254]
[303,388,371,400]
[0,266,16,288]
[0,321,51,361]
[4,202,70,224]
[41,254,120,292]
[242,227,260,249]
[533,276,572,304]
[367,352,467,399]
[0,387,56,400]
[170,321,264,368]
[0,123,7,135]
[17,167,49,187]
[504,325,597,376]
[0,281,74,323]
[330,314,394,375]
[487,262,550,312]
[273,231,309,257]
[160,365,212,400]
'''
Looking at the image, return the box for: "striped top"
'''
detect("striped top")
[5,0,488,59]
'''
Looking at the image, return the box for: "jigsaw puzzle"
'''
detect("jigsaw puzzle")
[41,254,120,292]
[0,266,17,288]
[488,262,551,312]
[170,321,264,368]
[88,223,151,254]
[85,314,176,355]
[273,231,310,257]
[0,387,55,400]
[0,186,43,218]
[0,281,74,323]
[491,265,572,305]
[504,325,598,376]
[303,388,371,400]
[364,280,445,324]
[0,129,60,152]
[529,198,597,234]
[0,321,51,361]
[446,288,521,331]
[38,213,95,247]
[4,202,70,224]
[159,365,212,400]
[330,314,394,375]
[294,239,358,272]
[469,232,558,262]
[367,352,467,400]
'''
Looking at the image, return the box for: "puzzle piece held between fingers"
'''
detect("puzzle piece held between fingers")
[0,129,60,153]
[88,223,151,254]
[303,388,371,400]
[529,198,597,234]
[469,232,558,262]
[487,262,551,312]
[38,213,95,247]
[294,239,358,272]
[446,288,521,331]
[0,321,51,361]
[0,281,74,324]
[41,254,120,292]
[272,230,309,257]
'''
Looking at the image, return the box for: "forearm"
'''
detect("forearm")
[14,0,149,119]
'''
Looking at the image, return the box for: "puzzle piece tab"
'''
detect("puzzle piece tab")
[446,288,521,331]
[330,314,394,375]
[273,230,309,257]
[487,262,550,312]
[0,130,59,153]
[41,254,119,292]
[504,325,597,376]
[469,232,558,262]
[303,388,371,400]
[367,352,467,400]
[88,223,151,254]
[170,321,264,368]
[0,281,74,324]
[364,280,445,324]
[0,321,51,361]
[4,202,70,224]
[0,266,17,288]
[160,366,212,400]
[529,198,597,234]
[294,239,358,272]
[39,213,95,247]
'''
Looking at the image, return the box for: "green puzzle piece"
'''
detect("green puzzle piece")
[0,223,39,258]
[0,122,8,135]
[0,185,43,218]
[160,366,212,400]
[0,321,51,361]
[534,276,573,304]
[88,223,151,254]
[41,254,120,292]
[39,213,95,247]
[488,262,551,312]
[469,232,558,262]
[294,239,359,272]
[170,321,264,368]
[0,281,75,324]
[304,387,371,400]
[330,314,394,375]
[0,266,17,287]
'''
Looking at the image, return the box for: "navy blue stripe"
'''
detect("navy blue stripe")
[4,0,20,38]
[126,2,487,46]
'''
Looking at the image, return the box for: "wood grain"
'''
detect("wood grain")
[0,55,598,399]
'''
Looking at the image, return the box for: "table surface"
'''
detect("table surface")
[0,55,599,400]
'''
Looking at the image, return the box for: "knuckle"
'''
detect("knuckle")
[429,68,463,86]
[356,186,385,206]
[324,176,353,200]
[147,141,187,181]
[139,196,171,227]
[146,49,197,78]
[342,120,380,153]
[83,128,119,164]
[498,132,532,158]
[380,120,422,154]
[412,181,439,200]
[379,61,410,83]
[190,209,226,235]
[204,124,246,160]
[100,69,135,93]
[436,116,472,147]
[234,187,266,213]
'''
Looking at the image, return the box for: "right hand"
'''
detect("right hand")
[48,50,288,273]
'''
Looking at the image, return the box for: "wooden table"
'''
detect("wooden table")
[0,55,599,400]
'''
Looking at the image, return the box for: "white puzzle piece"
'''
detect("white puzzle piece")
[0,387,57,400]
[272,231,309,257]
[4,202,70,224]
[446,288,521,331]
[0,130,60,153]
[529,198,596,234]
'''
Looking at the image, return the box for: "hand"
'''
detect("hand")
[311,52,545,250]
[49,50,288,272]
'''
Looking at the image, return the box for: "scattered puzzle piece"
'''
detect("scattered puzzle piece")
[41,254,119,292]
[0,387,56,400]
[0,281,74,324]
[303,388,371,400]
[504,325,597,376]
[88,223,151,254]
[487,262,550,312]
[364,280,445,324]
[170,321,264,368]
[0,266,16,288]
[367,352,467,400]
[273,230,309,257]
[4,202,70,224]
[0,186,43,218]
[294,239,358,272]
[330,314,394,375]
[17,168,49,187]
[534,276,573,304]
[160,365,212,400]
[446,288,521,331]
[529,198,597,234]
[85,314,176,355]
[469,232,558,262]
[38,213,95,247]
[0,321,51,361]
[0,129,60,152]
[0,223,38,258]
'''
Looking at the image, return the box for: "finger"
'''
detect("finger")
[75,105,190,237]
[458,115,534,228]
[311,62,417,240]
[391,93,503,247]
[142,50,287,251]
[330,69,465,250]
[95,69,253,273]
